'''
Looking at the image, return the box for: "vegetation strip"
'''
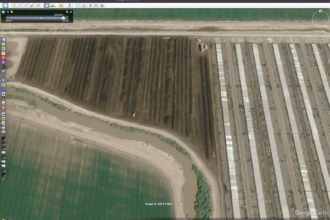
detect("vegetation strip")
[7,94,37,107]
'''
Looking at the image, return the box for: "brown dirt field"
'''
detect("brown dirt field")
[14,35,217,170]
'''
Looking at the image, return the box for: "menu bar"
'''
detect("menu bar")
[2,3,106,8]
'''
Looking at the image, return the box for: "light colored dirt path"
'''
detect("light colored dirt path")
[1,20,330,35]
[3,32,330,37]
[7,81,221,218]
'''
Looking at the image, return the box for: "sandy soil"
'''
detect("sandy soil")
[1,20,330,35]
[6,38,28,78]
[7,99,186,218]
[7,81,221,218]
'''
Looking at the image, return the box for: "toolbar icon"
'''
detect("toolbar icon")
[44,3,50,8]
[2,3,8,8]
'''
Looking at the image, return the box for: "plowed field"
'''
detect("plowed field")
[15,36,215,160]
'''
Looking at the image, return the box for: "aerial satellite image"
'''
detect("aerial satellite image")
[1,7,330,219]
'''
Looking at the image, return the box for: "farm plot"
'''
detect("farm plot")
[0,119,173,220]
[212,38,330,218]
[15,36,216,163]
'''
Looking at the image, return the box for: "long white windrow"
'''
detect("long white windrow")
[313,45,330,108]
[215,43,241,218]
[226,43,267,218]
[289,43,330,202]
[272,44,317,218]
[235,43,290,218]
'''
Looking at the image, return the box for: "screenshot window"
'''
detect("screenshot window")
[0,1,330,219]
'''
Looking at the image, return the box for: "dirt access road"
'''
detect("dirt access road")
[2,19,330,35]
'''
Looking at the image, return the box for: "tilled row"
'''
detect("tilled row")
[15,36,216,161]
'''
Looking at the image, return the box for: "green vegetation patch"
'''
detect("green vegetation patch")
[39,97,68,111]
[14,87,34,94]
[73,8,328,21]
[0,121,173,219]
[6,94,37,107]
[192,164,212,219]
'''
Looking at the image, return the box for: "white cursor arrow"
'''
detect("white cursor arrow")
[62,16,65,21]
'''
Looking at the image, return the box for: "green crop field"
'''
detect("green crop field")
[72,8,329,21]
[0,120,173,220]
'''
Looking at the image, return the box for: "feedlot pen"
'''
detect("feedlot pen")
[211,37,330,218]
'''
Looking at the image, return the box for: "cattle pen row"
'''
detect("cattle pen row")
[211,37,330,218]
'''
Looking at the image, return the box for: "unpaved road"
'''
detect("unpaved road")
[1,19,330,35]
[2,32,330,37]
[7,81,221,218]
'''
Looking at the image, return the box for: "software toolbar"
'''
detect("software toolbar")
[1,37,5,182]
[1,3,106,8]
